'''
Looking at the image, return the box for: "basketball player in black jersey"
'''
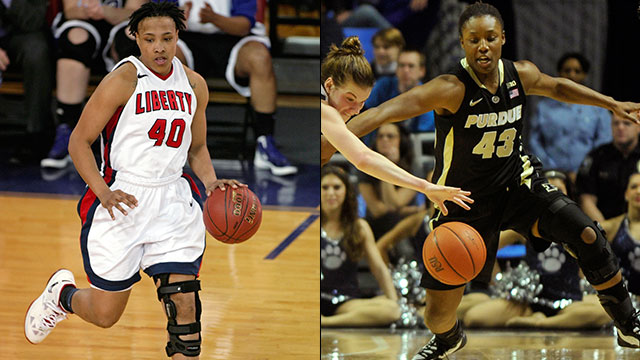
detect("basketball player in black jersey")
[321,3,640,359]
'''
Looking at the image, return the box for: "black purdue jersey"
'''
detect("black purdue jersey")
[432,58,532,198]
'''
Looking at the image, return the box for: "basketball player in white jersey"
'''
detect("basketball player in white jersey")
[25,3,242,358]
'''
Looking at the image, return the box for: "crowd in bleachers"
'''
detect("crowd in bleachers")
[320,0,640,331]
[0,0,298,177]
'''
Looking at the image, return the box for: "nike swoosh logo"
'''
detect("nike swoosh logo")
[469,98,483,107]
[137,74,148,79]
[48,282,58,293]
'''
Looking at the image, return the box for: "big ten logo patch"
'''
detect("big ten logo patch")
[542,183,558,193]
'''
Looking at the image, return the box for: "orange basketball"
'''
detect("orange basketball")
[422,222,486,286]
[203,186,262,244]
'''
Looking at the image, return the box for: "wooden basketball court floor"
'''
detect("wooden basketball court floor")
[0,194,319,359]
[322,328,640,359]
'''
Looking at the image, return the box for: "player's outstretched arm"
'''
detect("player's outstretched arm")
[68,62,139,220]
[345,75,463,139]
[517,60,640,124]
[322,103,473,214]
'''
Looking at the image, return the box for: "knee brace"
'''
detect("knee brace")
[154,274,202,357]
[56,28,97,67]
[537,197,619,285]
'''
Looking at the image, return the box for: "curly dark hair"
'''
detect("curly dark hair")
[128,1,186,36]
[556,52,590,74]
[458,1,504,37]
[321,165,364,262]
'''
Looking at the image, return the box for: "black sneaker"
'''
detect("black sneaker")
[616,311,640,348]
[412,332,467,360]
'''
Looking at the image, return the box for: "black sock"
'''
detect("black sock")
[56,101,83,126]
[597,280,634,328]
[435,320,463,345]
[254,111,275,138]
[60,285,78,313]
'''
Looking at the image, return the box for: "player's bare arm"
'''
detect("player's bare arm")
[516,60,640,124]
[346,75,464,139]
[322,103,473,214]
[185,66,245,195]
[68,62,139,220]
[320,75,464,166]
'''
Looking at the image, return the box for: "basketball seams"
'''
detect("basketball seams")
[225,187,248,243]
[441,224,476,275]
[433,228,468,284]
[203,187,262,244]
[234,191,262,240]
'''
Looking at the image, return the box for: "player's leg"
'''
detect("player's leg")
[321,296,400,327]
[235,40,276,115]
[25,269,131,344]
[234,39,297,176]
[42,25,94,169]
[532,196,640,346]
[154,273,202,359]
[412,287,467,360]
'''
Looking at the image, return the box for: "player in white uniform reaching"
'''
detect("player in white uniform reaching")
[25,3,243,358]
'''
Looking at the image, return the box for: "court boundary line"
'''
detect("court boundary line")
[265,213,319,260]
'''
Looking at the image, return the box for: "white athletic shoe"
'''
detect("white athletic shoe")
[25,269,76,344]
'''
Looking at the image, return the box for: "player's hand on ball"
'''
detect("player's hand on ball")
[206,179,247,196]
[423,182,473,216]
[97,189,138,220]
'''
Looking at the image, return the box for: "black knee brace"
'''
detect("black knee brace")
[154,274,202,357]
[537,197,619,285]
[56,28,97,67]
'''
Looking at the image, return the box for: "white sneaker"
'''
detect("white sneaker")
[254,135,298,176]
[25,269,76,344]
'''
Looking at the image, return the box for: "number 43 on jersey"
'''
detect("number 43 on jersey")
[472,128,516,159]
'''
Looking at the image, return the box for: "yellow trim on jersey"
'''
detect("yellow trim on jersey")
[520,153,534,189]
[436,127,455,186]
[460,58,504,89]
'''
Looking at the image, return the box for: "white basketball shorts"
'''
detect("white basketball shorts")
[77,169,206,291]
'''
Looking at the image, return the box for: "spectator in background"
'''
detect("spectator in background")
[370,27,404,79]
[42,0,144,169]
[364,49,434,133]
[358,123,420,239]
[321,165,400,328]
[0,0,52,159]
[176,0,297,176]
[528,52,611,181]
[577,114,640,224]
[602,172,640,301]
[323,0,391,30]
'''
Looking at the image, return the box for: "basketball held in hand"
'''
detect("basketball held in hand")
[422,222,486,286]
[203,187,262,244]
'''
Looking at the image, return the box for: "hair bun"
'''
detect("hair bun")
[340,36,364,56]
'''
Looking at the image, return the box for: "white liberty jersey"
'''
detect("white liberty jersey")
[102,56,197,180]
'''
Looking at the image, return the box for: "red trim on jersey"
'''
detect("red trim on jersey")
[78,168,114,225]
[103,106,124,169]
[148,63,174,80]
[182,173,202,197]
